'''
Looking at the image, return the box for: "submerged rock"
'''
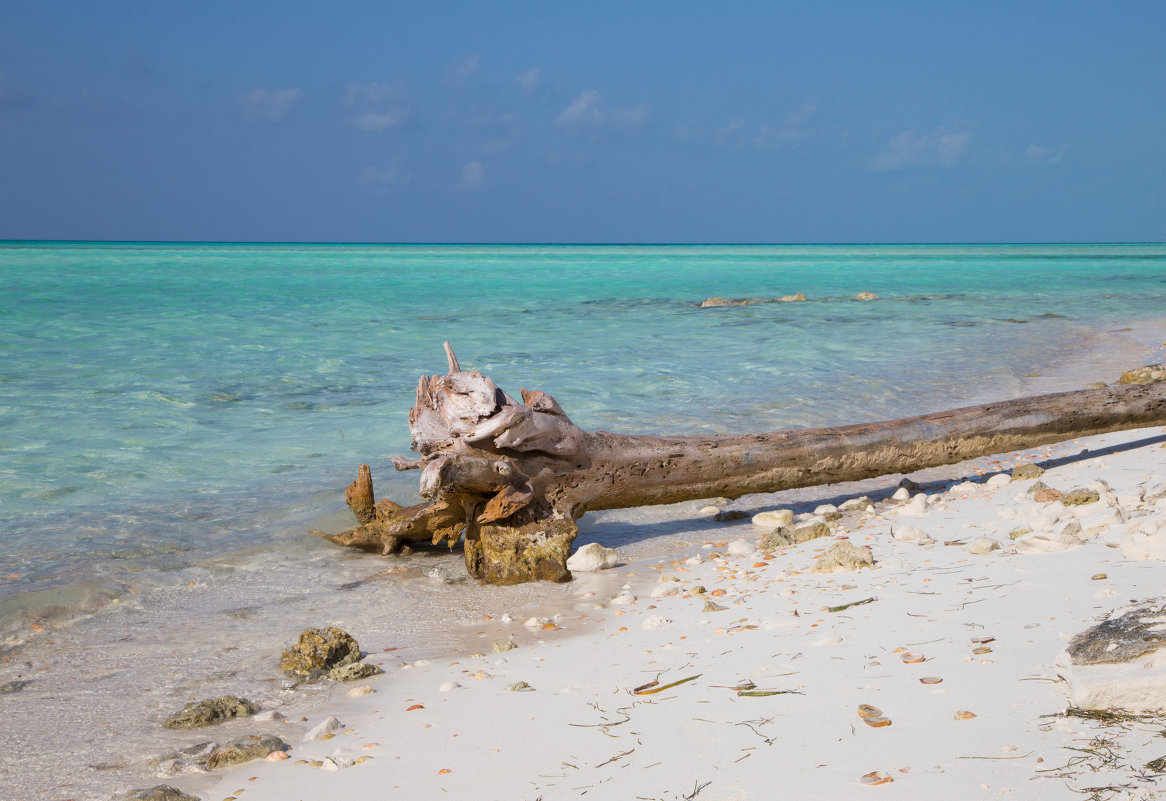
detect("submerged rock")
[163,696,258,729]
[0,679,31,694]
[116,786,200,801]
[713,509,750,522]
[778,291,807,302]
[812,541,874,573]
[1056,600,1166,712]
[205,734,289,769]
[280,627,361,678]
[566,542,619,572]
[853,291,879,300]
[328,661,383,682]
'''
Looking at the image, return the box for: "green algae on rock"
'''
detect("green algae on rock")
[280,627,361,678]
[1011,463,1046,481]
[206,734,289,769]
[163,695,258,729]
[1063,488,1101,506]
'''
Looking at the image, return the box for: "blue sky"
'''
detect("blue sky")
[0,2,1162,243]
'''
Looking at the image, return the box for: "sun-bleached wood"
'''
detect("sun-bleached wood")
[323,345,1166,584]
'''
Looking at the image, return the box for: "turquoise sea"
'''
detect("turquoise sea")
[2,242,1165,798]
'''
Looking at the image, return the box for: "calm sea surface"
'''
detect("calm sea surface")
[1,242,1164,797]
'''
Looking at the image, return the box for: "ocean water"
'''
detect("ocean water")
[2,242,1165,798]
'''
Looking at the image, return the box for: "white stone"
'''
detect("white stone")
[813,504,839,517]
[650,582,680,598]
[683,554,703,565]
[1055,646,1166,713]
[641,614,671,630]
[1081,507,1125,537]
[1117,490,1145,511]
[892,524,927,542]
[951,481,981,494]
[985,473,1012,489]
[891,487,911,502]
[897,494,930,517]
[253,710,284,722]
[727,539,756,556]
[523,616,548,628]
[1119,530,1166,561]
[964,536,1000,555]
[699,505,721,516]
[439,681,462,692]
[321,749,356,771]
[304,715,344,742]
[566,542,619,572]
[1014,531,1082,554]
[611,591,637,605]
[752,509,794,528]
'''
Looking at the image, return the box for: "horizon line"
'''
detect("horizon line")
[2,239,1165,247]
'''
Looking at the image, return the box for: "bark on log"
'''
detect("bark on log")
[323,344,1166,584]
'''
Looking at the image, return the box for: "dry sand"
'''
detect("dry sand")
[187,426,1166,801]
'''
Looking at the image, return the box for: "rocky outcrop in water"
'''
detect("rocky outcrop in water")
[280,627,361,678]
[163,695,258,729]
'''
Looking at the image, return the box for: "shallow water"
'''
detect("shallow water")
[1,242,1165,798]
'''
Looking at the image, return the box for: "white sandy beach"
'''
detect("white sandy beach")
[155,423,1166,801]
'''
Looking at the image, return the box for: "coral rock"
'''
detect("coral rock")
[280,627,361,678]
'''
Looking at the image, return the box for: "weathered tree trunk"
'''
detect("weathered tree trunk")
[323,344,1166,584]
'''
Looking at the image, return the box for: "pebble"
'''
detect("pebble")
[641,614,671,630]
[439,682,462,692]
[726,539,755,556]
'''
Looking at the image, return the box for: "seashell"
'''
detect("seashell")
[406,704,424,711]
[438,768,452,774]
[863,716,892,728]
[857,704,883,718]
[266,750,289,761]
[953,710,977,720]
[900,651,925,664]
[1091,573,1107,580]
[970,635,995,644]
[919,676,943,685]
[972,646,992,654]
[752,562,769,568]
[710,589,727,597]
[860,771,894,786]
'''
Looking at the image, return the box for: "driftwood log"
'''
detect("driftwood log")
[324,344,1166,584]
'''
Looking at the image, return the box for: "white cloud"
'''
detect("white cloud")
[555,90,649,131]
[460,160,485,190]
[359,157,405,193]
[514,66,542,94]
[240,88,301,123]
[869,127,971,171]
[447,54,480,87]
[346,81,410,131]
[1025,143,1067,165]
[755,103,817,147]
